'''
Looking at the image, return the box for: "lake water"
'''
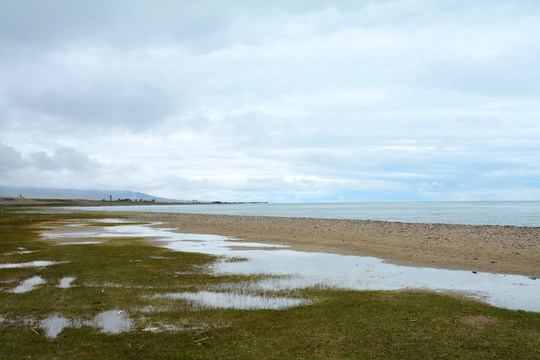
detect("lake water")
[71,201,540,226]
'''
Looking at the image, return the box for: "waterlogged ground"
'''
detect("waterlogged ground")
[1,210,539,359]
[1,310,133,339]
[40,219,540,312]
[0,216,312,340]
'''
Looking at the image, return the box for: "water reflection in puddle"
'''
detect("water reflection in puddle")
[213,253,540,311]
[41,315,70,338]
[158,231,540,312]
[0,261,60,269]
[58,277,75,288]
[4,250,34,255]
[152,291,310,310]
[93,219,132,223]
[58,241,103,245]
[12,276,45,293]
[36,310,132,338]
[41,219,155,242]
[43,222,540,312]
[94,310,133,334]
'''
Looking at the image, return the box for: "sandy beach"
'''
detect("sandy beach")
[121,212,540,278]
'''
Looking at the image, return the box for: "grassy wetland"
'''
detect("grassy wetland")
[1,203,539,359]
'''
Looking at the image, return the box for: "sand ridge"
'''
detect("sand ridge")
[125,213,539,278]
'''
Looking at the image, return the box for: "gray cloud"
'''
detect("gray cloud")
[28,147,99,172]
[0,143,26,171]
[0,143,100,173]
[1,0,538,201]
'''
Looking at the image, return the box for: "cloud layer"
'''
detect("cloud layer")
[1,0,539,201]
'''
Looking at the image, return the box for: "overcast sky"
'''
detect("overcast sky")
[1,0,539,202]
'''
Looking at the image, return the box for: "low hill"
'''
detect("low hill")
[0,186,178,202]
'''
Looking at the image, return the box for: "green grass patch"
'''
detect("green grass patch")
[1,206,539,359]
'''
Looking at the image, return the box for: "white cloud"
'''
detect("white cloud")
[1,0,539,201]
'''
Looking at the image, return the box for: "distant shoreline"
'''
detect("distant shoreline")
[0,197,266,206]
[3,197,539,277]
[61,200,540,227]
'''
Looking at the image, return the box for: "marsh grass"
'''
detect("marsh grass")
[1,206,539,359]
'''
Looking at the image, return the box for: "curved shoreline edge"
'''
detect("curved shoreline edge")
[94,211,540,278]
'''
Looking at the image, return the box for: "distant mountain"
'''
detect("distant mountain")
[0,186,178,202]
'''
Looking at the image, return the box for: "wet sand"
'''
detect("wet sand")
[121,213,540,278]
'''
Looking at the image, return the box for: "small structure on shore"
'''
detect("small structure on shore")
[16,194,25,200]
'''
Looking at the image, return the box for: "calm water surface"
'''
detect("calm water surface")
[43,221,538,312]
[71,201,540,226]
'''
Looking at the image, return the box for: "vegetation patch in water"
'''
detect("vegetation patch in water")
[0,205,539,359]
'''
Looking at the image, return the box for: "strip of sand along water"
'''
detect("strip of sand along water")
[121,213,540,278]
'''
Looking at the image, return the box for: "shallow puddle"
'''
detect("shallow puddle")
[33,310,132,338]
[58,241,103,245]
[0,261,60,269]
[93,219,132,223]
[58,277,75,288]
[41,221,540,312]
[41,315,70,338]
[41,220,155,242]
[159,232,540,312]
[94,310,133,334]
[152,291,311,310]
[4,250,34,255]
[212,252,540,311]
[12,276,45,293]
[42,229,105,239]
